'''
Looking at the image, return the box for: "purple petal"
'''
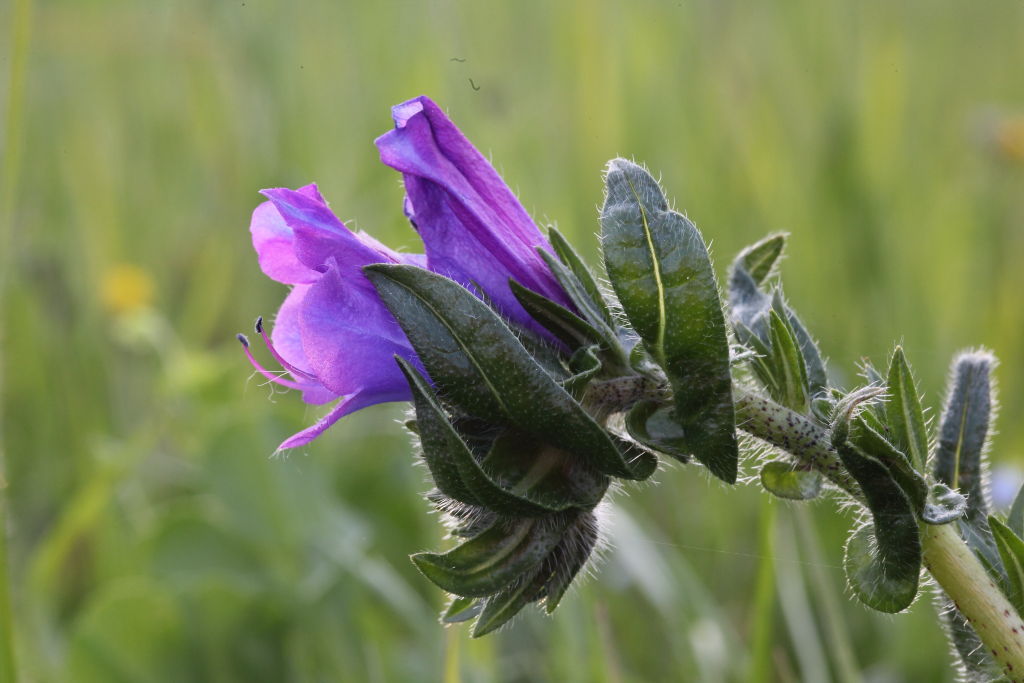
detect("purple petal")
[271,285,338,405]
[375,96,573,330]
[298,258,417,398]
[250,184,323,284]
[261,186,426,275]
[276,387,405,451]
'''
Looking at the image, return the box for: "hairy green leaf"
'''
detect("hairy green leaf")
[934,351,994,517]
[850,417,928,515]
[510,279,602,351]
[472,566,549,637]
[729,250,827,396]
[837,444,921,613]
[767,309,810,413]
[562,345,602,399]
[538,249,620,353]
[607,433,659,481]
[886,347,929,471]
[398,357,608,515]
[1010,483,1024,538]
[780,304,828,397]
[544,512,598,613]
[990,517,1024,617]
[922,483,967,525]
[938,604,1004,683]
[600,159,737,482]
[547,227,615,329]
[737,232,786,285]
[442,596,482,624]
[411,516,569,598]
[624,400,690,463]
[480,431,610,511]
[760,461,822,500]
[367,265,647,479]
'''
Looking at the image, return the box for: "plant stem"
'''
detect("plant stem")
[921,522,1024,681]
[733,388,861,499]
[736,388,1024,680]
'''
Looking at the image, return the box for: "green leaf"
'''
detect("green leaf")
[934,351,994,517]
[958,516,1006,584]
[737,232,786,285]
[735,321,780,399]
[398,357,607,515]
[760,461,822,500]
[442,596,482,624]
[624,400,690,463]
[607,432,659,481]
[767,309,809,413]
[600,159,737,483]
[547,227,615,329]
[543,512,598,613]
[779,303,828,397]
[366,265,646,480]
[837,444,921,613]
[861,359,885,386]
[849,416,928,514]
[510,279,602,351]
[411,515,570,598]
[1009,483,1024,538]
[480,431,609,511]
[472,566,549,637]
[885,347,929,471]
[728,268,771,343]
[989,517,1024,616]
[562,345,602,399]
[939,606,1005,683]
[729,255,827,397]
[830,385,886,446]
[398,358,482,508]
[922,483,967,525]
[538,249,620,352]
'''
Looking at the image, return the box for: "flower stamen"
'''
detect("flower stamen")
[237,333,313,392]
[254,316,318,382]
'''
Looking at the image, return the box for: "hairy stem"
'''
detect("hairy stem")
[733,388,861,499]
[735,387,1024,679]
[922,522,1024,682]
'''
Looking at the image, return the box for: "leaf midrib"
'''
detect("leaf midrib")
[626,178,667,368]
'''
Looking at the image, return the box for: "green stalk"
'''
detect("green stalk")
[737,388,1024,681]
[921,522,1024,681]
[442,629,461,683]
[1,0,35,680]
[733,388,861,499]
[0,491,14,683]
[747,501,777,683]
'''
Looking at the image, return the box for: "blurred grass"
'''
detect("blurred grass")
[1,0,1022,680]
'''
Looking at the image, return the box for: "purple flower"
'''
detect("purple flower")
[245,97,569,451]
[244,184,424,450]
[376,96,574,333]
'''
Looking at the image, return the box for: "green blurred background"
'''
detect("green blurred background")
[2,0,1023,681]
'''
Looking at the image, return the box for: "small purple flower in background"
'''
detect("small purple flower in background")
[243,97,568,451]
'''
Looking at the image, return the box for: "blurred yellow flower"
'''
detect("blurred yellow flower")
[100,263,155,315]
[995,116,1024,163]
